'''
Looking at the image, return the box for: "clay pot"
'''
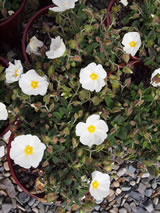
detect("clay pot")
[22,4,55,64]
[0,0,27,47]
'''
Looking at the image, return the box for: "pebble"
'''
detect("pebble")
[130,202,137,212]
[17,192,30,204]
[117,168,127,177]
[119,208,127,213]
[152,180,157,189]
[130,181,136,186]
[144,189,152,197]
[4,161,9,171]
[113,181,120,188]
[121,186,131,191]
[138,183,146,194]
[115,188,122,195]
[4,172,10,177]
[145,203,154,212]
[141,173,150,178]
[129,191,142,200]
[154,198,159,206]
[32,207,39,213]
[94,204,100,211]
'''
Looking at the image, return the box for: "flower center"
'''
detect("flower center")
[31,81,39,89]
[92,180,99,189]
[24,145,33,155]
[14,69,18,77]
[90,72,98,80]
[129,41,137,47]
[88,125,96,133]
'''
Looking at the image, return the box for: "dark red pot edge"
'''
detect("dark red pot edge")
[106,0,116,26]
[22,4,55,65]
[0,56,9,67]
[7,132,41,200]
[0,0,27,27]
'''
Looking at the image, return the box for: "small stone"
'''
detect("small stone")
[94,204,100,211]
[108,189,115,197]
[144,189,152,197]
[109,208,118,213]
[17,186,23,192]
[113,181,120,188]
[152,180,157,189]
[130,181,136,186]
[117,168,127,177]
[17,192,30,204]
[113,164,119,170]
[141,173,150,178]
[121,186,131,191]
[138,183,146,195]
[130,202,137,212]
[129,191,142,201]
[32,208,39,213]
[145,203,154,212]
[124,203,131,212]
[28,198,36,207]
[119,208,127,213]
[153,198,159,206]
[128,165,136,173]
[4,161,9,171]
[116,188,122,195]
[136,207,148,213]
[4,172,10,177]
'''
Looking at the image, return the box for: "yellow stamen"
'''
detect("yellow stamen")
[92,180,99,189]
[88,125,96,133]
[31,81,39,89]
[90,72,98,80]
[129,41,136,47]
[24,145,33,155]
[14,69,18,77]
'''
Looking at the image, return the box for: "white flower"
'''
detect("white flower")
[150,68,160,87]
[50,0,78,12]
[26,36,44,56]
[0,102,8,120]
[75,114,108,147]
[18,69,49,96]
[120,0,128,6]
[89,171,110,201]
[5,60,23,84]
[46,36,66,59]
[79,62,107,92]
[10,134,46,169]
[122,32,141,56]
[0,146,5,158]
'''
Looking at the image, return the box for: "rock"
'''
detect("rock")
[4,172,11,177]
[129,191,142,201]
[113,181,120,188]
[144,189,152,197]
[17,192,30,204]
[152,180,157,189]
[153,197,159,206]
[124,203,131,212]
[4,161,9,171]
[130,202,137,212]
[117,168,127,177]
[119,208,127,213]
[28,198,36,207]
[128,165,136,173]
[138,183,146,195]
[94,204,100,211]
[145,203,154,212]
[136,207,148,213]
[109,208,118,213]
[115,188,122,195]
[141,173,150,178]
[130,181,136,186]
[32,208,39,213]
[121,186,131,191]
[108,189,115,197]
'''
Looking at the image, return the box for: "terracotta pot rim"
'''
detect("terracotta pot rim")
[22,4,55,65]
[0,56,9,67]
[0,0,27,26]
[106,0,116,26]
